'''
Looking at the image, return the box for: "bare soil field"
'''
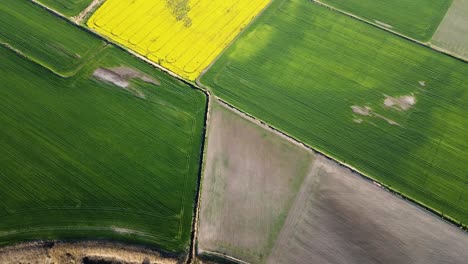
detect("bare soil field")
[432,0,468,59]
[0,241,178,264]
[198,101,313,263]
[268,155,468,264]
[198,100,468,264]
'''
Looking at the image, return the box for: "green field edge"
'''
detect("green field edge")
[312,0,468,64]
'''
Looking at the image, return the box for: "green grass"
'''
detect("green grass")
[320,0,452,41]
[0,0,105,76]
[0,15,206,253]
[202,0,468,224]
[37,0,93,17]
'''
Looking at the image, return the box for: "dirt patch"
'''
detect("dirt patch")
[198,101,313,263]
[352,94,416,125]
[351,105,371,116]
[374,20,393,29]
[0,241,177,264]
[94,68,130,88]
[351,105,399,126]
[353,118,363,124]
[93,67,160,99]
[109,67,161,86]
[384,94,416,111]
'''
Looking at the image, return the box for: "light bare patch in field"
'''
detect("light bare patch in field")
[268,156,468,264]
[198,101,313,263]
[94,68,130,88]
[384,94,416,111]
[0,241,177,264]
[374,20,393,29]
[432,0,468,59]
[93,66,160,98]
[351,105,371,116]
[351,105,399,126]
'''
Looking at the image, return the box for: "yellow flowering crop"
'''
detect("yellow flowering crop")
[88,0,270,80]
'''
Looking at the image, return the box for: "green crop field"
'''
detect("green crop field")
[0,0,206,253]
[0,0,105,76]
[202,0,468,225]
[37,0,93,17]
[320,0,452,41]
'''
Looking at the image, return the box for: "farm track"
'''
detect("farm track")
[74,0,107,25]
[7,1,468,264]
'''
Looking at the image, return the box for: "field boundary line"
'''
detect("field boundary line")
[312,0,468,63]
[185,87,211,264]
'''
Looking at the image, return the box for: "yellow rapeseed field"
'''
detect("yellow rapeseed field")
[88,0,270,80]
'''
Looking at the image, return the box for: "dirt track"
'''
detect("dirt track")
[0,241,178,264]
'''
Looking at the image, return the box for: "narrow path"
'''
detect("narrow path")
[74,0,106,24]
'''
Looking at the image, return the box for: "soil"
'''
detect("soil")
[352,105,399,125]
[268,156,468,264]
[93,67,160,99]
[94,68,130,88]
[109,67,160,86]
[0,241,178,264]
[197,101,313,263]
[384,94,416,111]
[351,105,371,116]
[432,0,468,59]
